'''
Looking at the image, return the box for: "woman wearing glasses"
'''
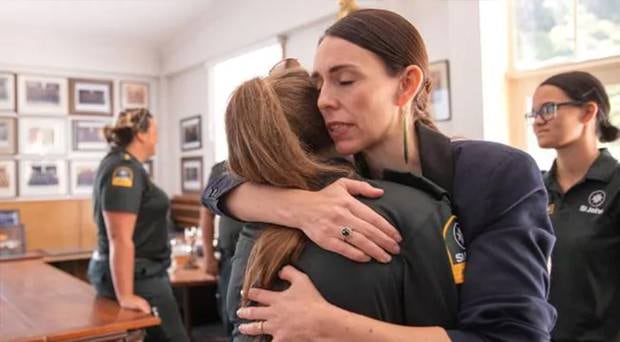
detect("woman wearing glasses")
[529,71,620,342]
[88,109,189,342]
[204,9,555,341]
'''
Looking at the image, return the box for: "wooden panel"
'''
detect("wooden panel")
[0,259,160,341]
[79,199,98,251]
[170,194,201,229]
[0,199,96,253]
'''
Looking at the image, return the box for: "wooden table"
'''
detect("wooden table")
[168,259,217,336]
[0,259,161,341]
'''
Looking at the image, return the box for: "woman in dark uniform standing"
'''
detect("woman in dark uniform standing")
[529,71,620,342]
[88,108,189,342]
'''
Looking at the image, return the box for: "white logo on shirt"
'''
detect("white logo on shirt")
[580,190,606,215]
[588,190,606,207]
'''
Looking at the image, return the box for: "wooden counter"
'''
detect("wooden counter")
[0,259,160,341]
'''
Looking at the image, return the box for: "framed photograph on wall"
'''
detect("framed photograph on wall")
[19,159,67,196]
[0,209,20,227]
[19,117,66,155]
[181,156,203,193]
[143,159,154,178]
[428,60,452,122]
[70,160,99,195]
[17,75,68,115]
[72,120,109,152]
[69,78,113,116]
[120,81,149,110]
[0,72,16,112]
[180,115,202,151]
[0,117,17,155]
[0,160,17,198]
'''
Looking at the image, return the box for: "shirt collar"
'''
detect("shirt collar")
[354,121,454,195]
[544,148,618,191]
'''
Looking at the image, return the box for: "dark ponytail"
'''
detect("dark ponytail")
[541,71,618,143]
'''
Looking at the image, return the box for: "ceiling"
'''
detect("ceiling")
[0,0,216,47]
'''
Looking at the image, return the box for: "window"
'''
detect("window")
[513,0,620,70]
[209,42,283,162]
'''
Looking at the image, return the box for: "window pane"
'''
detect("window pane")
[514,0,575,69]
[601,83,620,159]
[577,0,620,61]
[211,43,283,162]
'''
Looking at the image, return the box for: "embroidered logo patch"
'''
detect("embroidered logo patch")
[588,190,606,208]
[111,166,133,187]
[443,216,466,285]
[579,190,606,215]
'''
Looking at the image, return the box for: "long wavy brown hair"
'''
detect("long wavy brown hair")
[225,67,355,305]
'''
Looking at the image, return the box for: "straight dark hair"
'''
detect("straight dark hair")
[324,8,437,130]
[541,71,618,143]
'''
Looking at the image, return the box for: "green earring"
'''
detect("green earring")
[402,109,409,164]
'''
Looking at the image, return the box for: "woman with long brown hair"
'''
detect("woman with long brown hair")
[204,9,554,341]
[223,64,462,340]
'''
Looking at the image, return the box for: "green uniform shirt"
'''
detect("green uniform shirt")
[544,149,620,342]
[93,150,171,262]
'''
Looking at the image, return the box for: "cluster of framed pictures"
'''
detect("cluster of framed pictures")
[0,71,151,199]
[1,73,150,115]
[179,115,203,193]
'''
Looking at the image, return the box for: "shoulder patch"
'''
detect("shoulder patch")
[111,166,134,187]
[443,215,466,285]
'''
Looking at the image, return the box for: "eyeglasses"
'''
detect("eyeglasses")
[524,101,583,124]
[269,58,302,75]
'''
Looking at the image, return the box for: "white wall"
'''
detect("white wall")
[160,66,209,195]
[0,29,160,77]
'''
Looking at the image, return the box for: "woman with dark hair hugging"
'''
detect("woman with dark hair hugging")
[223,64,463,341]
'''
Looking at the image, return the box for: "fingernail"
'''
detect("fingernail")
[382,254,392,263]
[237,308,245,316]
[392,244,401,254]
[395,234,403,242]
[240,290,244,296]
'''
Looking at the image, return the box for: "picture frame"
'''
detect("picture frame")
[69,160,99,195]
[69,78,113,116]
[72,119,109,152]
[19,159,67,196]
[17,75,68,115]
[0,72,16,112]
[180,115,202,151]
[120,81,149,110]
[181,156,203,193]
[428,60,452,122]
[0,209,20,227]
[0,160,17,198]
[19,117,66,155]
[0,117,17,155]
[143,159,154,178]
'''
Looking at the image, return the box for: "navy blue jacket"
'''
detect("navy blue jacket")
[202,123,557,341]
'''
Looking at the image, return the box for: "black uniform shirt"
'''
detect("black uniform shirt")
[93,150,171,262]
[544,148,620,342]
[228,177,462,341]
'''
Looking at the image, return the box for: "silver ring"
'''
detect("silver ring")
[340,226,353,240]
